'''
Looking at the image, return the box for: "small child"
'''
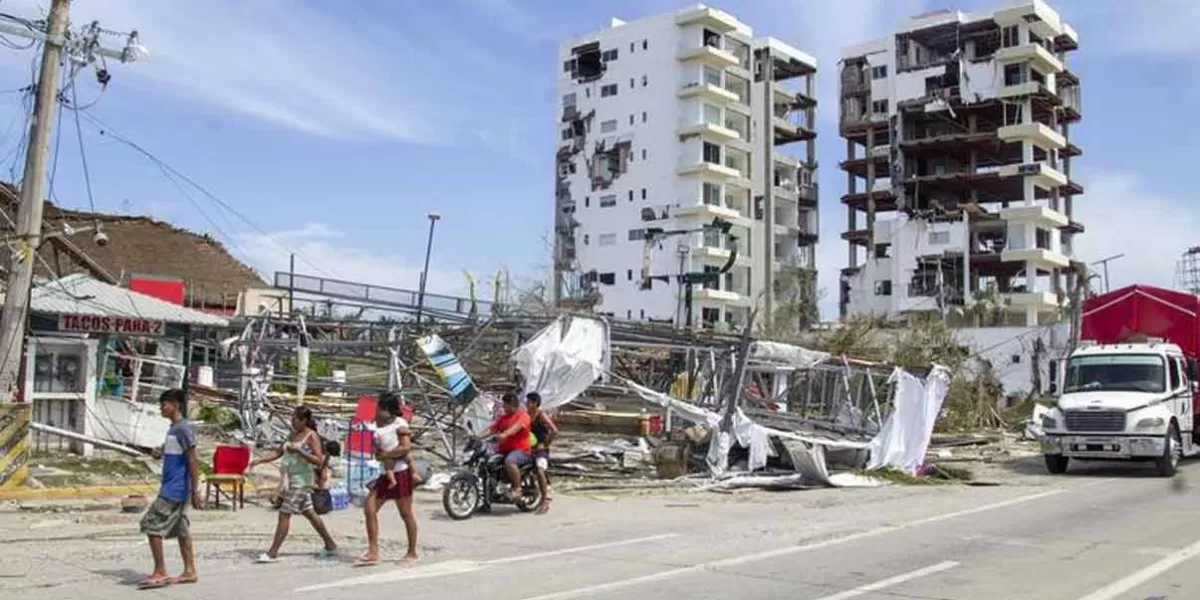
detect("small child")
[374,406,417,489]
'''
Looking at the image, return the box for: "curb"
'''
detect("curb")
[0,481,260,502]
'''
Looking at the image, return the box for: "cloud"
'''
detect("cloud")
[1071,171,1198,291]
[1065,0,1200,56]
[0,0,540,146]
[235,222,472,301]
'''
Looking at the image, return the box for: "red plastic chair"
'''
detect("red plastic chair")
[205,445,251,510]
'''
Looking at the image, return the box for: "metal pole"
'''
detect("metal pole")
[0,0,70,399]
[414,212,441,325]
[287,253,295,315]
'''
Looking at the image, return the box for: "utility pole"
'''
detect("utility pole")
[414,212,441,325]
[0,0,70,399]
[0,1,146,399]
[1092,253,1124,294]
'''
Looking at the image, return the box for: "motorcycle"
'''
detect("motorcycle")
[442,437,542,520]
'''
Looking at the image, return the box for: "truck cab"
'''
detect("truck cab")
[1041,340,1196,476]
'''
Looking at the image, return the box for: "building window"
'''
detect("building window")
[585,87,590,98]
[629,114,634,125]
[701,307,720,327]
[639,308,645,319]
[628,190,634,202]
[602,48,618,62]
[599,272,616,285]
[598,233,617,247]
[583,234,589,245]
[630,42,634,53]
[1035,228,1051,250]
[561,128,572,141]
[641,188,647,200]
[703,103,722,125]
[872,99,888,114]
[584,196,590,208]
[642,111,647,123]
[599,194,616,207]
[601,84,618,97]
[563,59,575,73]
[643,40,648,50]
[871,65,887,79]
[642,75,648,87]
[563,93,576,107]
[874,244,891,259]
[875,280,893,296]
[628,229,646,241]
[626,270,633,281]
[641,149,647,160]
[600,119,617,133]
[1004,64,1025,86]
[929,230,949,245]
[630,78,635,89]
[33,346,86,393]
[703,141,721,164]
[1011,354,1021,365]
[1002,25,1019,48]
[703,182,721,206]
[703,65,722,87]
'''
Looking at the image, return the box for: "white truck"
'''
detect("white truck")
[1041,341,1198,477]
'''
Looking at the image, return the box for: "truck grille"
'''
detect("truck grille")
[1064,410,1126,433]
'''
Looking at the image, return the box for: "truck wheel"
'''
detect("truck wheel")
[1044,454,1069,474]
[1156,423,1182,478]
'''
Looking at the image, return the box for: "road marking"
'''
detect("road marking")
[483,533,681,565]
[295,533,680,593]
[810,561,959,600]
[1076,537,1200,600]
[520,488,1065,600]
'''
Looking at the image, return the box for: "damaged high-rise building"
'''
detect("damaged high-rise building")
[553,5,818,331]
[839,0,1082,327]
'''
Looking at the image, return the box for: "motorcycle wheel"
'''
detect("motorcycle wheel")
[442,474,480,520]
[515,470,542,513]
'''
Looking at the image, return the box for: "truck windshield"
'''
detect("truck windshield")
[1063,354,1166,394]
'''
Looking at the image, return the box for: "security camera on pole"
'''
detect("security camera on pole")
[0,0,146,399]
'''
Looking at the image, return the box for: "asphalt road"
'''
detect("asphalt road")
[4,457,1200,599]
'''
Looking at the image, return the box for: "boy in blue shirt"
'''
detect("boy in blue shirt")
[138,389,201,589]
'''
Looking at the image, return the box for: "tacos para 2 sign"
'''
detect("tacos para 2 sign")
[58,314,166,336]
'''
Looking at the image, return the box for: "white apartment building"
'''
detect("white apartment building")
[838,0,1081,327]
[552,5,818,331]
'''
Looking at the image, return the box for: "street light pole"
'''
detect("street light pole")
[1092,253,1125,294]
[414,212,441,325]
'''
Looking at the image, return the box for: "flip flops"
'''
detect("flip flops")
[137,576,171,590]
[170,574,198,585]
[352,555,380,568]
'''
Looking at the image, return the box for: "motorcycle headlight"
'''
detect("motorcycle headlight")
[1136,417,1165,429]
[1041,414,1058,429]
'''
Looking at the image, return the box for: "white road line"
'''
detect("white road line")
[294,533,680,593]
[519,488,1065,600]
[483,533,681,565]
[1076,537,1200,600]
[810,561,959,600]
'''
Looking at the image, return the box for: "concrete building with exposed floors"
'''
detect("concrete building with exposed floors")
[553,5,818,331]
[838,0,1082,327]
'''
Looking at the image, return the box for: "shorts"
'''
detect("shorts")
[279,487,314,515]
[367,469,413,501]
[504,450,530,467]
[140,496,190,539]
[532,448,549,471]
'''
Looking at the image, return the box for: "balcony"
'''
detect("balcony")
[676,203,752,229]
[675,6,741,31]
[995,43,1064,76]
[997,122,1066,150]
[1059,85,1082,123]
[695,287,749,306]
[797,183,818,207]
[678,81,740,104]
[997,161,1068,191]
[1000,205,1069,228]
[1004,291,1061,314]
[773,113,816,145]
[678,122,741,143]
[999,80,1055,101]
[677,45,740,68]
[995,3,1065,40]
[678,160,741,180]
[1001,247,1070,269]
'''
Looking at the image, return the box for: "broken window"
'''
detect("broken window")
[701,308,720,327]
[598,233,617,247]
[875,280,893,296]
[600,194,616,207]
[871,65,887,79]
[599,272,616,285]
[589,140,631,190]
[703,141,722,164]
[600,119,617,133]
[572,43,604,80]
[874,244,891,259]
[601,84,618,97]
[703,29,722,49]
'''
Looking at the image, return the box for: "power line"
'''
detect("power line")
[76,112,336,278]
[67,78,97,212]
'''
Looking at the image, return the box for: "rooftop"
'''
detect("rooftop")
[31,273,230,328]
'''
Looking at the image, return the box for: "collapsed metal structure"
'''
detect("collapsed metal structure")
[197,271,894,466]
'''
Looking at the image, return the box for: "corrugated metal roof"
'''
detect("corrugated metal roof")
[30,274,229,327]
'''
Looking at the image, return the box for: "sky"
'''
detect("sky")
[0,0,1192,319]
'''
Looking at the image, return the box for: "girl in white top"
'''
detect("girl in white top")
[374,412,416,488]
